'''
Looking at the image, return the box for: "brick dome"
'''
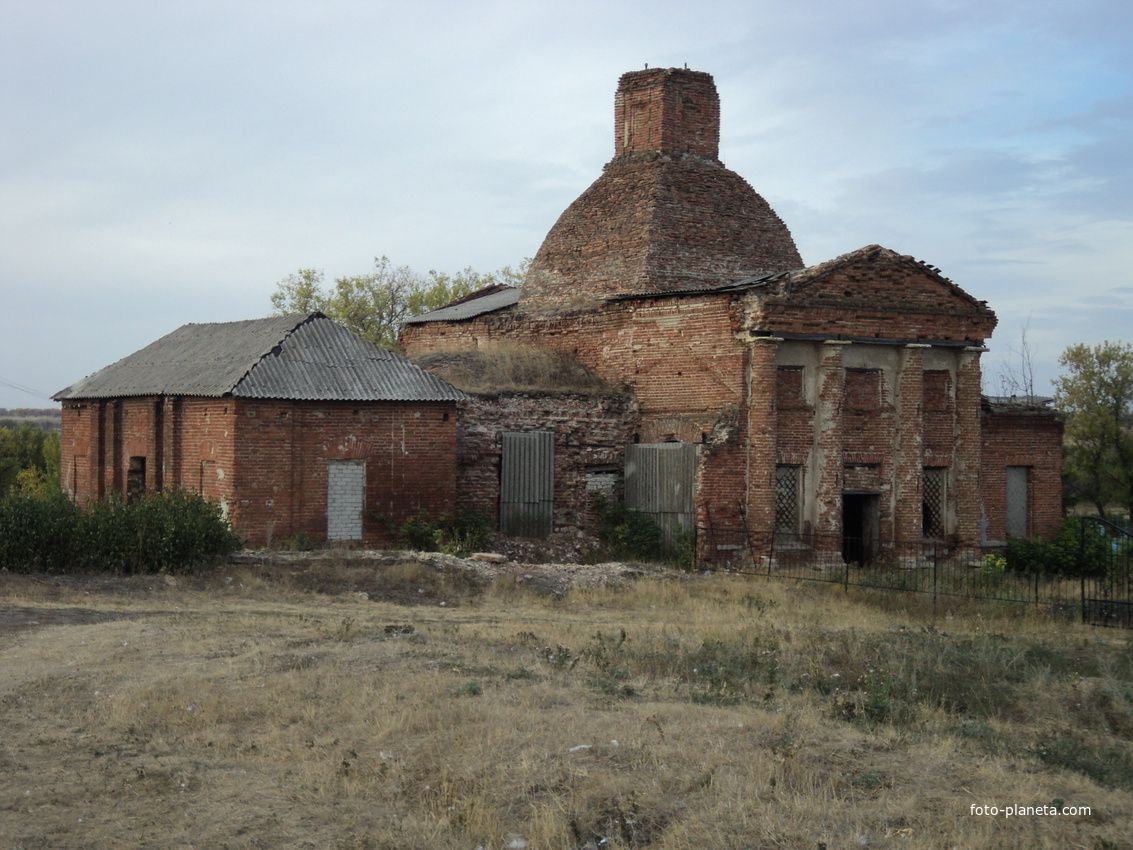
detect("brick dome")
[521,69,803,311]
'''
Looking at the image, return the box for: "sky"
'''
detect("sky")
[2,0,1131,409]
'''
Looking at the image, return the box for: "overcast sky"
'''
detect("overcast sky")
[2,0,1131,409]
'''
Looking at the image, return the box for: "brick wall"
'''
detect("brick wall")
[58,394,458,549]
[614,68,720,158]
[59,401,96,502]
[980,403,1064,544]
[751,246,998,344]
[455,392,638,535]
[231,399,458,548]
[404,293,748,427]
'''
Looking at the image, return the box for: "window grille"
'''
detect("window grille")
[922,467,945,539]
[775,465,801,535]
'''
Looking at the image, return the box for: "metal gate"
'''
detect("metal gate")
[625,443,699,547]
[500,431,554,537]
[1080,517,1133,628]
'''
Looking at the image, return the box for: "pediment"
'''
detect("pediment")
[778,245,993,318]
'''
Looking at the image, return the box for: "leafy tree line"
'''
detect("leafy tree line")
[271,256,529,350]
[1054,341,1133,523]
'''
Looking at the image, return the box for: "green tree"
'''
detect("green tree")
[1053,341,1133,521]
[270,256,529,350]
[269,268,326,315]
[0,424,60,496]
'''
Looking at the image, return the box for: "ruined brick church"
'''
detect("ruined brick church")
[54,67,1061,564]
[402,67,1062,565]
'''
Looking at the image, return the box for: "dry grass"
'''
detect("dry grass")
[412,343,619,395]
[0,563,1131,849]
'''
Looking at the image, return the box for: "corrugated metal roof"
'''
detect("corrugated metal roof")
[235,315,466,401]
[403,286,520,323]
[54,313,466,402]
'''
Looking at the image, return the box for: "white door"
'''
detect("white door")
[327,460,365,541]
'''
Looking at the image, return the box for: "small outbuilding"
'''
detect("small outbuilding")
[54,313,465,547]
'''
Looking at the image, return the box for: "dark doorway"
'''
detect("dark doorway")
[127,456,146,499]
[843,493,880,565]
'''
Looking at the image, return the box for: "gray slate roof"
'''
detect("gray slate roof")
[54,313,466,402]
[403,285,521,323]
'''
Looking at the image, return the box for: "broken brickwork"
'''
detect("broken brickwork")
[456,392,639,535]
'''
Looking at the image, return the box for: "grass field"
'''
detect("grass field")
[0,558,1130,849]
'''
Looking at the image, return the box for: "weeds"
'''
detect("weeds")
[592,495,693,566]
[1034,733,1133,790]
[385,506,494,557]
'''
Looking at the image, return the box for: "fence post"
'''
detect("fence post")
[1080,517,1087,625]
[932,542,938,609]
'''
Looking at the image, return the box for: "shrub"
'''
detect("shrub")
[980,552,1007,587]
[393,506,493,557]
[592,495,667,563]
[1002,515,1126,578]
[0,488,240,574]
[0,489,81,571]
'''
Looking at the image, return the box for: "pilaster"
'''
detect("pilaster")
[814,341,850,543]
[955,347,985,546]
[894,345,927,543]
[745,337,780,535]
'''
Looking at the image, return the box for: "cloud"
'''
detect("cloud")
[2,0,1132,405]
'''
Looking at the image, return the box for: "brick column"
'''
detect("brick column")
[151,397,163,491]
[894,345,927,545]
[162,396,181,490]
[108,400,123,494]
[93,402,106,500]
[745,337,780,538]
[814,341,849,548]
[955,347,985,547]
[89,403,103,501]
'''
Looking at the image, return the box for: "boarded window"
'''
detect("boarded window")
[923,370,952,412]
[776,366,806,409]
[922,467,946,539]
[327,459,366,541]
[775,465,801,535]
[1006,466,1030,538]
[500,431,554,537]
[845,369,882,410]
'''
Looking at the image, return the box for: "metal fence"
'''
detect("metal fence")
[711,520,1133,628]
[1079,517,1133,628]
